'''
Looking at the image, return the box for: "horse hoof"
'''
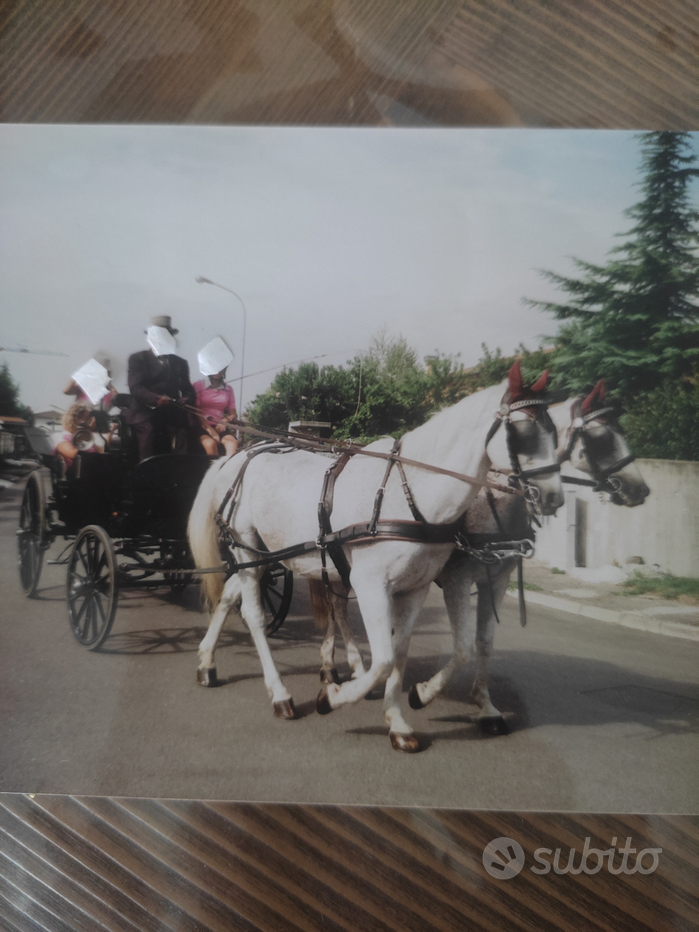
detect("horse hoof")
[273,699,297,720]
[197,667,217,687]
[408,685,425,710]
[316,686,333,715]
[320,667,340,685]
[479,715,509,736]
[390,732,420,753]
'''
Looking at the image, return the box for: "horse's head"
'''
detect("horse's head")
[486,362,564,516]
[564,380,650,507]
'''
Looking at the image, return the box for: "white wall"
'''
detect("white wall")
[534,459,699,578]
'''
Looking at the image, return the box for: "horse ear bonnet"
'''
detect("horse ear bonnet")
[507,360,524,400]
[581,379,606,416]
[507,361,551,405]
[529,369,550,393]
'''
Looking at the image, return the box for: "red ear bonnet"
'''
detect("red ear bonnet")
[530,369,550,393]
[507,361,523,399]
[581,379,606,416]
[507,361,550,404]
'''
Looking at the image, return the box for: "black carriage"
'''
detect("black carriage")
[17,407,293,649]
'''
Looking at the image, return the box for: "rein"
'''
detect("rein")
[205,394,558,604]
[224,417,524,497]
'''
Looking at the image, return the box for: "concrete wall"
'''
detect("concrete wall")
[534,459,699,578]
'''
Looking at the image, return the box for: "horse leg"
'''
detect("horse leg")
[331,587,365,680]
[382,586,431,752]
[309,579,340,684]
[316,579,395,713]
[311,578,365,685]
[472,562,513,735]
[408,559,476,710]
[197,574,242,686]
[239,571,297,719]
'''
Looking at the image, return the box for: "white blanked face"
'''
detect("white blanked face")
[487,409,564,516]
[570,416,650,506]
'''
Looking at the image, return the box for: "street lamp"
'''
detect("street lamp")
[196,276,247,413]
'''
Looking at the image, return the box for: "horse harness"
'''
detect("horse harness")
[558,405,636,498]
[212,395,555,622]
[214,439,462,587]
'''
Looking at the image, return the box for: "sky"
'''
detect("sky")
[1,125,695,415]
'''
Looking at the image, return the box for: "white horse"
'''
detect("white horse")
[407,379,650,733]
[188,362,564,752]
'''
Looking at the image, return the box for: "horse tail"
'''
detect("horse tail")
[188,457,231,611]
[308,578,330,633]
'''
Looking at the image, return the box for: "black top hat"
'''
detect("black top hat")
[147,315,179,335]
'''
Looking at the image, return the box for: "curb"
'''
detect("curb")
[506,590,699,641]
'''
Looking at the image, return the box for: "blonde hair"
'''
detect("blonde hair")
[63,403,93,433]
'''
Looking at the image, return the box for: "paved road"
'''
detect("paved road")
[1,482,697,812]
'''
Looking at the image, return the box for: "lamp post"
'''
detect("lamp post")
[196,277,247,413]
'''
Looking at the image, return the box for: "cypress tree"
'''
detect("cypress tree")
[525,132,699,400]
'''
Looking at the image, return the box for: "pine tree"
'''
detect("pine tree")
[525,132,699,400]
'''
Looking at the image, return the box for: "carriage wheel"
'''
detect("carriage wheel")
[261,563,294,635]
[67,525,118,649]
[18,471,46,597]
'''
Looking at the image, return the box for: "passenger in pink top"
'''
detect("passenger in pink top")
[193,369,239,457]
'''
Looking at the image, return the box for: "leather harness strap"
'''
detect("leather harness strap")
[215,393,555,591]
[317,450,354,590]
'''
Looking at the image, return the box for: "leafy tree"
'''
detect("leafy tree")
[525,132,699,400]
[338,333,428,440]
[245,361,356,431]
[0,363,33,423]
[246,334,555,444]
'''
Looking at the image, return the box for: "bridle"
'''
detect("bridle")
[485,397,560,513]
[559,404,636,501]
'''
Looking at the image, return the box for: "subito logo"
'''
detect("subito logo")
[482,837,525,880]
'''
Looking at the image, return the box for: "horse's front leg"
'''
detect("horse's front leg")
[408,556,476,710]
[197,574,242,687]
[239,570,297,719]
[472,561,514,735]
[316,579,394,712]
[382,585,431,752]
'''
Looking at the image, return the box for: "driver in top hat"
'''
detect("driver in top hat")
[125,315,196,461]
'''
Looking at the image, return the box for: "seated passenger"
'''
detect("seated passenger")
[193,368,239,457]
[52,404,103,471]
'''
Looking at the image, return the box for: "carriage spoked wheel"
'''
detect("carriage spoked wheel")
[18,471,46,597]
[261,562,294,635]
[67,525,118,650]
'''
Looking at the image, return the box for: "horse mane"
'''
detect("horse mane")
[400,380,505,464]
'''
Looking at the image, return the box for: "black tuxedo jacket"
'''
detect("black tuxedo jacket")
[125,350,196,425]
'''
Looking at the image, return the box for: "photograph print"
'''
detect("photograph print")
[0,125,697,810]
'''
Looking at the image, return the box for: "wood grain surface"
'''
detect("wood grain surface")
[1,1,698,929]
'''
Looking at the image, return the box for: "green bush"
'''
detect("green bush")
[621,379,699,460]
